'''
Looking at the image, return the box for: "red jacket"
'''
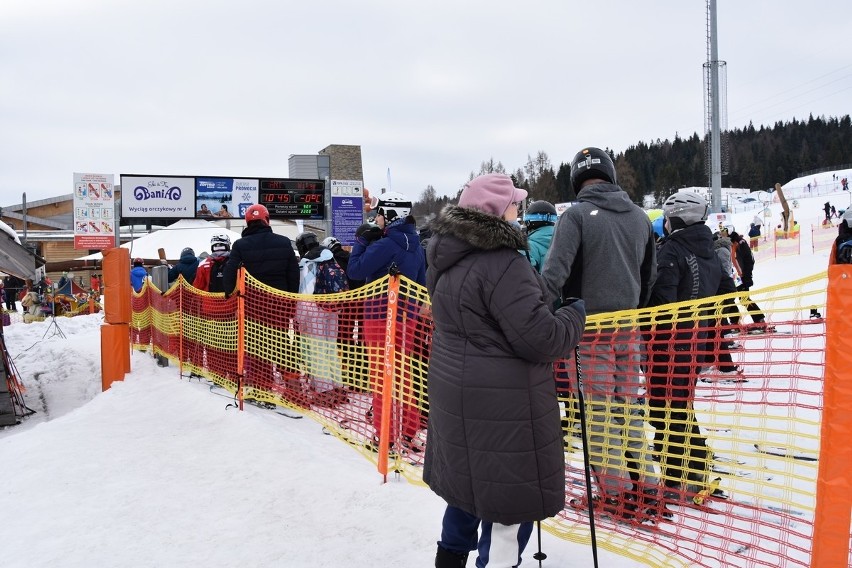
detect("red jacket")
[193,252,229,293]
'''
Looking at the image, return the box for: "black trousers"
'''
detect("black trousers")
[730,283,765,325]
[647,349,710,488]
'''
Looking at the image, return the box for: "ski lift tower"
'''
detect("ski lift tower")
[704,0,728,213]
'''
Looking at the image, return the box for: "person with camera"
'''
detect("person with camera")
[347,192,427,454]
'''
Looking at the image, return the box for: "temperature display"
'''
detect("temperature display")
[258,178,325,219]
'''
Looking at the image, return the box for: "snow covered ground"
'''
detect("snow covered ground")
[0,173,845,568]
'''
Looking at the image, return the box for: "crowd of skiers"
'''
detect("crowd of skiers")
[125,149,804,567]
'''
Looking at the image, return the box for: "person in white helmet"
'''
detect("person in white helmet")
[347,191,427,451]
[647,191,736,507]
[347,192,425,284]
[193,234,232,293]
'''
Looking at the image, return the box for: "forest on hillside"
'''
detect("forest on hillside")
[411,115,852,221]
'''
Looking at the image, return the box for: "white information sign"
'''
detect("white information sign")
[73,172,116,250]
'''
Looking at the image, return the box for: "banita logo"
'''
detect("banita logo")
[134,181,182,201]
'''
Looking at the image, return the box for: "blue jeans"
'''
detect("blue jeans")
[438,505,533,567]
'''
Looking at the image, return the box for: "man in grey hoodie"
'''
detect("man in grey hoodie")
[541,147,658,521]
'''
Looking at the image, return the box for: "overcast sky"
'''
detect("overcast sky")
[2,0,850,206]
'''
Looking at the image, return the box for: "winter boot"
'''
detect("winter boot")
[631,483,672,521]
[435,545,468,567]
[600,493,638,521]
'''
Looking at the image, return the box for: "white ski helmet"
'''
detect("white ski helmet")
[321,236,341,250]
[210,233,231,252]
[662,191,708,230]
[375,192,412,222]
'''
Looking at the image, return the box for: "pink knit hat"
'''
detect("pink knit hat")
[458,174,528,217]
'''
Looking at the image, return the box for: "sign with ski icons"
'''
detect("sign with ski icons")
[73,172,116,250]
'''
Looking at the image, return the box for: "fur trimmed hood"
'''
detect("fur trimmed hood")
[427,205,527,274]
[430,205,527,250]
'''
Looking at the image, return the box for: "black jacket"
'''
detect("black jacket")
[733,239,756,286]
[423,206,585,525]
[168,249,199,285]
[223,223,300,294]
[649,223,736,344]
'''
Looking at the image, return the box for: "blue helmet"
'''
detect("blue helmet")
[524,201,558,229]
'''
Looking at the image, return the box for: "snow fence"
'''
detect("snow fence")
[129,267,848,568]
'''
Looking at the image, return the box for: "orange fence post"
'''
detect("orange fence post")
[810,255,852,567]
[101,323,130,390]
[378,274,400,481]
[103,248,131,325]
[100,247,131,390]
[236,268,245,411]
[178,280,184,378]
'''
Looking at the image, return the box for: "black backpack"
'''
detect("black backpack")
[209,256,228,293]
[837,237,852,264]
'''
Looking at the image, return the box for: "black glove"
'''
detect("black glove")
[355,222,382,245]
[560,297,586,320]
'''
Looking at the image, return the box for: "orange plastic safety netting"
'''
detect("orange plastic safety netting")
[549,271,827,567]
[130,269,841,568]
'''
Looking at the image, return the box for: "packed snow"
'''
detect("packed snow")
[0,172,846,567]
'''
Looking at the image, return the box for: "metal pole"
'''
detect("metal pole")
[21,193,27,245]
[575,345,599,568]
[151,265,169,367]
[709,0,723,213]
[115,192,122,249]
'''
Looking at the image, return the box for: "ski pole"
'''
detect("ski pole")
[575,345,599,568]
[532,520,546,566]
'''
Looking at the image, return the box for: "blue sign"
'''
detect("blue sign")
[331,195,364,246]
[196,178,236,218]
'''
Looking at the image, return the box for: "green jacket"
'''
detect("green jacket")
[525,225,554,273]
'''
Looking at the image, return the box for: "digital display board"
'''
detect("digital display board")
[258,178,325,219]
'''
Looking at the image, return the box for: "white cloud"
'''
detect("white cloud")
[1,0,850,204]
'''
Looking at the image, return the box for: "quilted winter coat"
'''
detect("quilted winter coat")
[423,206,585,525]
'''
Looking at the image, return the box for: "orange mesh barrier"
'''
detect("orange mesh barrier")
[769,231,803,258]
[811,223,841,256]
[811,259,852,567]
[549,273,828,567]
[130,268,847,567]
[130,281,152,349]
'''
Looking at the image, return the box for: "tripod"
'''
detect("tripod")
[41,293,66,340]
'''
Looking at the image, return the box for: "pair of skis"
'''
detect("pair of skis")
[206,382,304,419]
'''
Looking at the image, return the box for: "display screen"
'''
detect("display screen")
[258,178,325,219]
